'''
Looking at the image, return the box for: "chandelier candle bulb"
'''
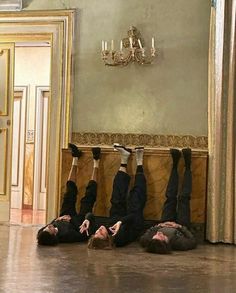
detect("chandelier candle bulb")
[120,40,123,51]
[152,37,155,48]
[129,37,133,48]
[138,39,143,49]
[104,41,108,51]
[102,40,104,51]
[111,40,114,51]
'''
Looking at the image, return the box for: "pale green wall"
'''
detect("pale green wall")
[25,0,211,136]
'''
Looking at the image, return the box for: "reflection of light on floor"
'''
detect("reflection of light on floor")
[10,208,46,225]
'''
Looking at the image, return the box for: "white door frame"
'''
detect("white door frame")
[34,86,49,211]
[0,10,75,222]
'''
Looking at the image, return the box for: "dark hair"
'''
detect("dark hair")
[37,230,59,246]
[140,233,150,248]
[145,239,171,254]
[88,235,114,250]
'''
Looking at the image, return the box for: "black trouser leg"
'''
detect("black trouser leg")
[161,168,178,222]
[60,180,78,217]
[128,172,147,236]
[177,169,192,227]
[115,172,147,247]
[109,171,130,218]
[78,180,97,216]
[127,172,147,226]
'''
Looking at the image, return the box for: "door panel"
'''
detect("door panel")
[0,49,9,116]
[0,43,14,222]
[34,89,49,210]
[11,90,27,209]
[0,128,7,194]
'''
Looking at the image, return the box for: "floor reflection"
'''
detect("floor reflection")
[10,208,45,225]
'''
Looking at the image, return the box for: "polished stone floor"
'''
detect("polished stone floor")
[0,224,236,293]
[10,209,45,225]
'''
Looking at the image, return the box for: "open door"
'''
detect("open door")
[0,43,14,222]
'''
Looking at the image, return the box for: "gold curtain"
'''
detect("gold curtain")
[207,0,236,243]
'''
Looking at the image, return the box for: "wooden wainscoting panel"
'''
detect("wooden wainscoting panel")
[60,148,208,223]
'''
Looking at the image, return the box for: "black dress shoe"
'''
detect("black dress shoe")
[170,148,181,167]
[182,148,191,168]
[68,143,82,158]
[92,147,101,160]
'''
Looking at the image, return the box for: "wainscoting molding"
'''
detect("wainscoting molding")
[72,132,208,149]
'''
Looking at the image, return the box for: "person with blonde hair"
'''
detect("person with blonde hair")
[80,144,147,249]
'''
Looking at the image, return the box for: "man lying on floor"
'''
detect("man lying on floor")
[139,148,197,254]
[79,144,147,249]
[37,144,101,245]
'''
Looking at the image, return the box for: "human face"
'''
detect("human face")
[43,224,58,235]
[94,225,108,240]
[152,231,169,243]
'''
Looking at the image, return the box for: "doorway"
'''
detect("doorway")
[10,43,51,225]
[0,10,75,223]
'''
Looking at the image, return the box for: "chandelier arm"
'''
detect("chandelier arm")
[136,50,156,64]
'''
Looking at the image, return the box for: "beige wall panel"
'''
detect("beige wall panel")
[25,0,211,136]
[61,148,207,223]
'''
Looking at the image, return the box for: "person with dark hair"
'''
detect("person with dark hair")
[80,144,147,249]
[37,144,101,246]
[140,148,197,254]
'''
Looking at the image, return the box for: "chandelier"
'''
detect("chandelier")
[101,26,156,66]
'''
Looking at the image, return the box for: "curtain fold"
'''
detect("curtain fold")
[207,0,236,243]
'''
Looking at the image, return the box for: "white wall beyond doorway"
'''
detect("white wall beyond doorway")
[11,46,50,214]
